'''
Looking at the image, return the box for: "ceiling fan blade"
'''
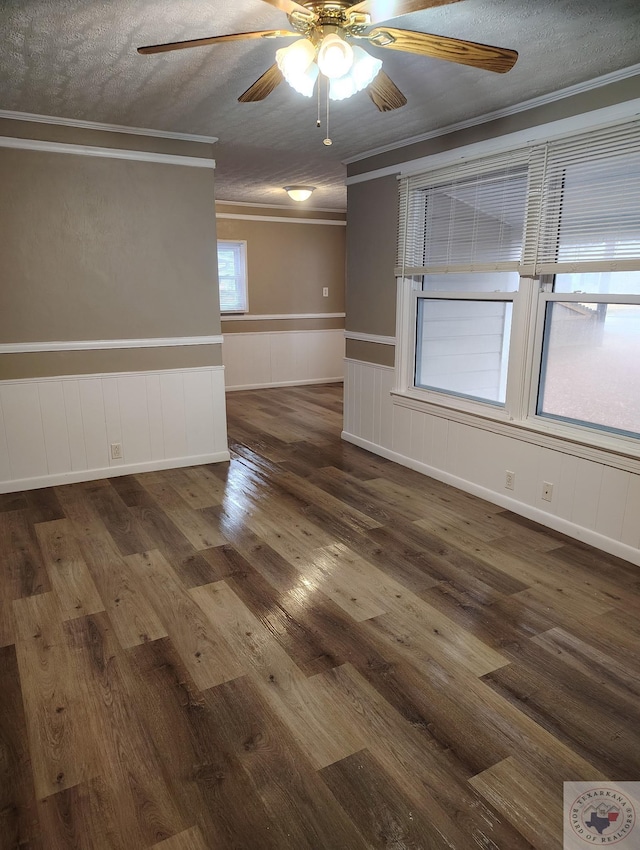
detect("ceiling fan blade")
[367,27,518,72]
[346,0,461,25]
[138,30,299,55]
[367,71,407,111]
[238,64,284,102]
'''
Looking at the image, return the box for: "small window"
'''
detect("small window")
[217,240,248,313]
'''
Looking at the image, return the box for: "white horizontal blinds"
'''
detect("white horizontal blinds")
[397,149,531,275]
[396,179,411,273]
[537,119,640,273]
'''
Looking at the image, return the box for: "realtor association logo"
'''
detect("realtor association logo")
[565,784,638,847]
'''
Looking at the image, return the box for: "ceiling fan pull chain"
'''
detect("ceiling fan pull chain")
[324,81,332,146]
[317,73,322,128]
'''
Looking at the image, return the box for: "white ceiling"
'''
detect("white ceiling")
[1,0,640,209]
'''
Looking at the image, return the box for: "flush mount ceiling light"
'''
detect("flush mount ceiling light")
[284,185,316,202]
[139,0,518,145]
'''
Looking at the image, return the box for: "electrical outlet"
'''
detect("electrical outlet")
[110,442,123,460]
[322,287,329,297]
[542,481,554,502]
[505,470,515,490]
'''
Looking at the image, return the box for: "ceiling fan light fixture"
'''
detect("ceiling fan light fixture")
[276,38,316,90]
[330,46,382,101]
[317,33,354,79]
[285,60,320,97]
[284,185,316,202]
[350,46,383,89]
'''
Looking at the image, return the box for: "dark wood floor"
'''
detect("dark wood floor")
[1,382,639,849]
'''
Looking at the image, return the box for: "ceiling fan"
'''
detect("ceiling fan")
[138,0,518,113]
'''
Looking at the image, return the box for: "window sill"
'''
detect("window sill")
[391,390,640,474]
[397,387,512,422]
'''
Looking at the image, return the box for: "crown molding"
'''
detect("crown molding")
[0,336,223,354]
[0,109,218,144]
[0,135,216,167]
[216,199,345,214]
[216,212,345,226]
[343,62,640,166]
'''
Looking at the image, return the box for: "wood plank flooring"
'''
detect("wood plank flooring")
[2,382,640,849]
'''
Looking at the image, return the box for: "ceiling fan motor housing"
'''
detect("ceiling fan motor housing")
[288,0,371,33]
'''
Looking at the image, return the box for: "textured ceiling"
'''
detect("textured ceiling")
[1,0,640,209]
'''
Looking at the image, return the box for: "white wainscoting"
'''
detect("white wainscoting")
[223,329,345,391]
[0,366,229,494]
[343,358,640,566]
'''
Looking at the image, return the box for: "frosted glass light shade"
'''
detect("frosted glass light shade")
[317,33,354,79]
[329,46,382,101]
[282,60,319,97]
[284,185,316,202]
[276,39,317,95]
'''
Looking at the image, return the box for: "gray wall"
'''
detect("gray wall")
[0,121,220,379]
[346,175,398,338]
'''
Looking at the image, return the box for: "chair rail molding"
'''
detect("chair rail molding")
[0,336,223,354]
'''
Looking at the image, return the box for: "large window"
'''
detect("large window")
[397,117,640,453]
[217,240,248,313]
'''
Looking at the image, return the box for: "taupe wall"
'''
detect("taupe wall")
[345,76,640,363]
[0,346,223,381]
[0,124,220,379]
[345,339,395,367]
[215,208,345,332]
[346,175,398,339]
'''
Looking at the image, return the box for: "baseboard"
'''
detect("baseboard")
[0,451,231,494]
[226,377,344,392]
[342,429,640,567]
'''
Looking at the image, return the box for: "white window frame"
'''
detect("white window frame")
[217,239,248,314]
[525,289,640,453]
[406,287,523,420]
[395,275,640,468]
[393,114,640,468]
